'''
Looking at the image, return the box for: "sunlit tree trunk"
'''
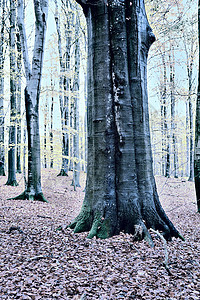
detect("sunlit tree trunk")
[70,0,183,242]
[0,0,6,176]
[6,0,18,186]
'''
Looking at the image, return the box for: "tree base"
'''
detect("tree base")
[8,191,48,203]
[57,169,68,177]
[68,203,184,244]
[5,180,18,186]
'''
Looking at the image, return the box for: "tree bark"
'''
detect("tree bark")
[194,0,200,212]
[15,0,48,201]
[70,0,183,242]
[55,0,70,176]
[6,0,18,186]
[71,14,81,189]
[16,32,22,174]
[0,0,6,176]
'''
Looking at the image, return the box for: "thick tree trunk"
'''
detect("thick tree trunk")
[0,0,5,176]
[194,0,200,212]
[6,0,18,186]
[70,0,183,242]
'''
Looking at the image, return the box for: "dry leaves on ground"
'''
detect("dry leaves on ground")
[0,170,200,299]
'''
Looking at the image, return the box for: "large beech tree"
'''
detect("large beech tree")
[69,0,183,243]
[13,0,48,201]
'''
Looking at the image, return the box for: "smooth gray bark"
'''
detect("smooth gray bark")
[70,0,183,242]
[16,32,22,174]
[0,0,6,176]
[71,15,81,188]
[6,0,18,186]
[55,0,70,176]
[16,0,48,201]
[169,47,178,178]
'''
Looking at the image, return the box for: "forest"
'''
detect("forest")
[0,0,200,299]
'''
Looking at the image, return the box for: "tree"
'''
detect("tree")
[194,0,200,213]
[6,0,18,186]
[0,0,6,176]
[71,11,81,189]
[14,0,48,201]
[54,0,71,176]
[69,0,183,242]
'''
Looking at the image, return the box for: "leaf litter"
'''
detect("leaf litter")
[0,170,200,299]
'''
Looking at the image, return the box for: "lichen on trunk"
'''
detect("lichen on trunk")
[70,0,184,243]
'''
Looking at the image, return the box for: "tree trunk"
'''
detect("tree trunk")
[55,0,70,176]
[169,47,178,178]
[0,0,6,176]
[16,32,22,174]
[15,0,48,201]
[6,0,18,186]
[50,78,54,169]
[70,0,183,242]
[71,14,81,189]
[194,0,200,212]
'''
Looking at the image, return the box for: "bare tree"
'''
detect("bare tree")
[13,0,48,201]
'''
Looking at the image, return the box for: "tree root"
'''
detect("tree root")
[150,228,172,276]
[5,180,18,186]
[7,191,48,203]
[57,169,68,177]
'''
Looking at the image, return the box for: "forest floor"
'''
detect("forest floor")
[0,169,200,299]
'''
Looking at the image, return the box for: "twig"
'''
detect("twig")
[37,215,52,219]
[150,228,172,276]
[7,226,24,234]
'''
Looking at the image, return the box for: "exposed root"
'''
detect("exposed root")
[5,180,18,186]
[57,169,68,177]
[150,228,172,276]
[7,191,48,203]
[132,222,154,248]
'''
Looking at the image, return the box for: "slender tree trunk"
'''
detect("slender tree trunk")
[169,47,178,178]
[188,96,194,181]
[70,0,183,242]
[6,0,18,186]
[72,15,81,189]
[160,50,167,176]
[0,0,6,176]
[15,0,48,201]
[16,33,22,174]
[194,0,200,212]
[55,0,69,176]
[186,101,190,176]
[50,78,54,168]
[44,99,48,168]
